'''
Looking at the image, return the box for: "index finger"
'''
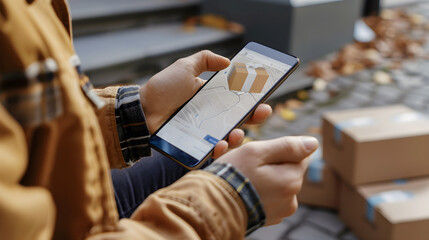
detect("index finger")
[244,104,272,125]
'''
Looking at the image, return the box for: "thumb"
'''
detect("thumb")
[260,136,319,165]
[189,50,230,76]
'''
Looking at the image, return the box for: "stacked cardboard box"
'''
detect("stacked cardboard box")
[322,105,429,185]
[321,105,429,240]
[297,148,340,209]
[340,178,429,240]
[227,62,269,93]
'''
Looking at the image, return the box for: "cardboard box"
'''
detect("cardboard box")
[249,67,269,93]
[227,62,269,93]
[297,148,340,209]
[322,105,429,185]
[339,177,429,240]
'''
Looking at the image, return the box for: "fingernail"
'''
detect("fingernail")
[301,137,318,152]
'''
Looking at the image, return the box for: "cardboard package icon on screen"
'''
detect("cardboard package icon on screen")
[227,62,269,93]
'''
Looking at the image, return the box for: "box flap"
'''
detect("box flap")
[324,105,429,142]
[359,177,429,223]
[380,197,429,223]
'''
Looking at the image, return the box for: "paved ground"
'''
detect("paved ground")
[246,2,429,240]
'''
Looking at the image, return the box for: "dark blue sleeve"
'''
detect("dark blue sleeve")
[111,149,214,218]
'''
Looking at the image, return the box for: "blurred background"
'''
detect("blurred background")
[69,0,429,239]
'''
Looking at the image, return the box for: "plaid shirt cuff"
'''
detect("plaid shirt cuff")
[115,86,151,165]
[204,163,266,235]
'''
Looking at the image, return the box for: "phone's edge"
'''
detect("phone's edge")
[150,143,210,170]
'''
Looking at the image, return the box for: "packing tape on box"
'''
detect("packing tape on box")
[366,190,413,223]
[334,116,375,143]
[241,66,258,92]
[393,179,408,185]
[307,148,325,183]
[391,112,427,124]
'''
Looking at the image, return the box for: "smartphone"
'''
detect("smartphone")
[150,42,300,169]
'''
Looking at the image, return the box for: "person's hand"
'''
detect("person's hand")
[139,50,272,158]
[216,136,319,225]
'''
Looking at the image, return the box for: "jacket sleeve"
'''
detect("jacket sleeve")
[0,104,56,240]
[94,86,151,169]
[88,171,245,239]
[87,163,266,240]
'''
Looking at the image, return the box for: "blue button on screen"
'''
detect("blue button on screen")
[204,135,219,145]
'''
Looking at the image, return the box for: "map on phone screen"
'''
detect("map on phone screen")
[157,47,293,160]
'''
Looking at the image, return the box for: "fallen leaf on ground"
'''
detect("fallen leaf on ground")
[297,90,309,101]
[307,9,428,80]
[313,78,328,91]
[307,126,321,135]
[363,49,383,66]
[387,60,403,70]
[279,109,296,121]
[285,99,303,109]
[380,9,397,20]
[182,14,245,34]
[307,61,337,81]
[409,14,426,26]
[373,71,392,85]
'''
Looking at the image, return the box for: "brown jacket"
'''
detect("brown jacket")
[0,0,248,239]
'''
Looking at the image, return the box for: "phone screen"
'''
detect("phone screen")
[150,42,299,168]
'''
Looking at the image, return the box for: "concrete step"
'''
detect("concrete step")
[69,0,201,36]
[74,22,243,86]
